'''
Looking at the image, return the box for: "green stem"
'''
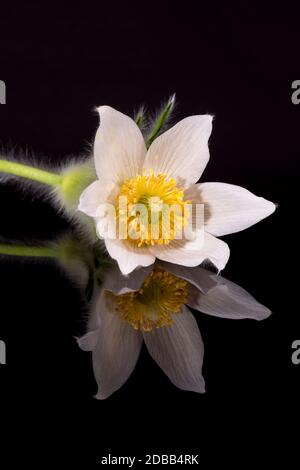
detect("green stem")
[146,94,176,147]
[135,106,145,129]
[0,244,59,258]
[0,160,62,187]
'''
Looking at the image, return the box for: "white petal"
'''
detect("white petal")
[92,293,143,399]
[103,264,153,295]
[198,182,276,236]
[143,115,213,188]
[143,306,205,393]
[94,106,147,184]
[158,262,218,294]
[76,287,104,351]
[78,179,116,217]
[77,330,99,352]
[151,231,230,272]
[105,239,155,275]
[188,275,271,320]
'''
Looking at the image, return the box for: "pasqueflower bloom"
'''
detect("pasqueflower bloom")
[78,106,275,274]
[78,263,271,399]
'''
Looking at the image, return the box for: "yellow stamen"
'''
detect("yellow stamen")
[116,172,190,247]
[115,268,189,331]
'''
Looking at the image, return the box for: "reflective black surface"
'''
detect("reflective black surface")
[0,2,298,466]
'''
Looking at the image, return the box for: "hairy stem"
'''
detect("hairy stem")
[146,94,176,147]
[134,106,145,129]
[0,243,59,258]
[0,160,62,187]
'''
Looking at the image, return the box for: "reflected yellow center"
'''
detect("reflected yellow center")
[115,268,189,331]
[116,172,190,247]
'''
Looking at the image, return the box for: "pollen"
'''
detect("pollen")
[115,268,189,331]
[116,172,190,247]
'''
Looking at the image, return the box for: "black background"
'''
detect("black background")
[0,1,299,466]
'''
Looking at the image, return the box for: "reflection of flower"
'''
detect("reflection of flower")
[78,106,275,275]
[78,263,271,399]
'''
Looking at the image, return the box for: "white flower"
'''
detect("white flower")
[78,263,271,399]
[78,106,275,275]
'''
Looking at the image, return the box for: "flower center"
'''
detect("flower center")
[116,172,190,247]
[115,268,189,331]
